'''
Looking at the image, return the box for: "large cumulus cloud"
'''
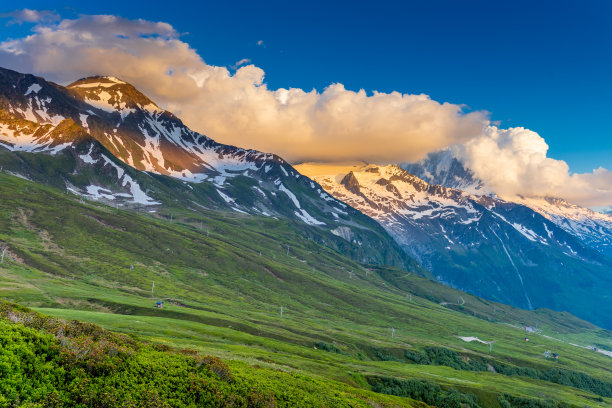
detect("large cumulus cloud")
[459,127,612,207]
[0,12,611,208]
[0,13,486,163]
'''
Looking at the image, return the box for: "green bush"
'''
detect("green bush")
[367,375,481,408]
[314,341,351,357]
[404,346,487,371]
[0,302,276,408]
[492,362,612,398]
[401,345,612,398]
[498,393,572,408]
[371,347,403,362]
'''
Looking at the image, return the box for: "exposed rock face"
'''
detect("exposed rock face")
[341,171,361,195]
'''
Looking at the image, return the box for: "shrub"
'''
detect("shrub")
[404,346,488,371]
[498,393,572,408]
[314,341,351,357]
[367,375,482,408]
[0,301,274,408]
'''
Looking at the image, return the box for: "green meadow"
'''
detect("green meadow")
[0,172,610,407]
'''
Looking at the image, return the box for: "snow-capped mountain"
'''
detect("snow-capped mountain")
[1,71,290,184]
[296,162,612,329]
[403,150,612,259]
[0,67,414,268]
[511,196,612,259]
[401,150,486,195]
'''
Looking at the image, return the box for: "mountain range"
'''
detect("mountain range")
[1,65,611,329]
[296,162,612,328]
[0,66,414,269]
[404,150,612,259]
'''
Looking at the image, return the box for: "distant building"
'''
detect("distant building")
[524,326,541,333]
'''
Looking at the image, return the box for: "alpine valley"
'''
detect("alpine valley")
[1,66,611,408]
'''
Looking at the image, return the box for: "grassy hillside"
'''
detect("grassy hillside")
[0,143,417,272]
[0,172,611,407]
[0,301,426,407]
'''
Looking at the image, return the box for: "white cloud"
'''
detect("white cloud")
[0,12,610,207]
[1,9,59,24]
[0,13,487,164]
[230,58,251,70]
[459,127,612,207]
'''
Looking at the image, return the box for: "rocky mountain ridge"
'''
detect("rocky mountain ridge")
[296,161,612,328]
[403,150,612,259]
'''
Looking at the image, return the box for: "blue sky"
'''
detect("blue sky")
[1,0,611,173]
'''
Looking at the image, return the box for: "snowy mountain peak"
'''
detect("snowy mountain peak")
[511,195,612,257]
[401,149,486,194]
[67,76,161,116]
[1,67,291,188]
[402,148,612,258]
[296,162,476,222]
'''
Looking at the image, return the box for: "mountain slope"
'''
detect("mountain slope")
[403,150,612,259]
[0,171,610,408]
[508,196,612,259]
[0,66,415,269]
[296,162,612,329]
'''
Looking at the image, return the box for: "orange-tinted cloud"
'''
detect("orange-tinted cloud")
[0,14,488,164]
[1,13,611,207]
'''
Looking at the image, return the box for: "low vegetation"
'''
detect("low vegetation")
[0,302,424,407]
[0,172,611,407]
[367,376,481,408]
[402,346,612,398]
[0,302,274,407]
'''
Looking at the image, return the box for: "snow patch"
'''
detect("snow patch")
[101,154,125,179]
[331,226,353,240]
[79,114,89,130]
[492,212,544,243]
[459,336,490,344]
[86,185,115,200]
[79,144,96,164]
[24,84,42,95]
[278,183,301,208]
[216,189,235,204]
[121,174,160,205]
[294,209,325,226]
